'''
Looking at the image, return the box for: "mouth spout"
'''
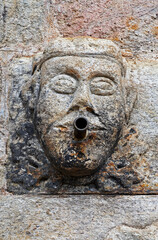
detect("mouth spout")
[74,117,88,140]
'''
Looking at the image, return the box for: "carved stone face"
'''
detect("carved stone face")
[35,55,125,177]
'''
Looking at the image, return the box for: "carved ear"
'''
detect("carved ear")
[20,70,41,116]
[125,85,137,123]
[122,59,137,123]
[20,52,44,114]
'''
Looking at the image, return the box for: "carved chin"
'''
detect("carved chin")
[41,127,116,177]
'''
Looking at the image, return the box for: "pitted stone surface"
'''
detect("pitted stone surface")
[0,1,158,59]
[5,38,158,194]
[51,0,158,58]
[0,0,5,42]
[0,0,157,239]
[0,195,158,240]
[0,0,45,45]
[0,60,7,190]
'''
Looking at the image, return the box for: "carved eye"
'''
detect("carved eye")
[50,74,77,94]
[90,77,115,96]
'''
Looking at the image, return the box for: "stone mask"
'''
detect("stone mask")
[22,38,133,179]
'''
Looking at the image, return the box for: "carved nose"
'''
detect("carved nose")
[74,116,88,139]
[68,83,95,112]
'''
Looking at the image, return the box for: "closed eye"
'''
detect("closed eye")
[90,76,116,96]
[50,74,77,94]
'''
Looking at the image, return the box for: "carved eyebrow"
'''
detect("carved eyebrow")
[63,68,80,80]
[89,72,117,83]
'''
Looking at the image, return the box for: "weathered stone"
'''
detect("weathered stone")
[0,59,7,190]
[0,0,158,238]
[51,0,158,58]
[0,0,46,46]
[0,0,5,42]
[0,1,157,58]
[106,223,158,240]
[0,195,157,239]
[6,38,158,194]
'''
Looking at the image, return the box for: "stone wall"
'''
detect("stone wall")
[0,0,158,239]
[0,196,158,239]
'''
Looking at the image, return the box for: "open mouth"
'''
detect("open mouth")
[47,115,107,139]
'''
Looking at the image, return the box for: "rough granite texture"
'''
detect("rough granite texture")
[0,0,158,239]
[5,42,158,194]
[0,196,158,239]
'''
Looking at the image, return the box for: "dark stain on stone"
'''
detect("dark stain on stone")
[2,5,7,23]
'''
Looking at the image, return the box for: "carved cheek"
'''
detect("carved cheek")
[36,87,73,129]
[90,89,124,126]
[49,92,73,115]
[89,76,117,114]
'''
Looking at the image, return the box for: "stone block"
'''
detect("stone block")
[0,195,157,239]
[6,38,158,194]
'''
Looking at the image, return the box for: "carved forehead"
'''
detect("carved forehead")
[41,56,122,81]
[33,37,126,75]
